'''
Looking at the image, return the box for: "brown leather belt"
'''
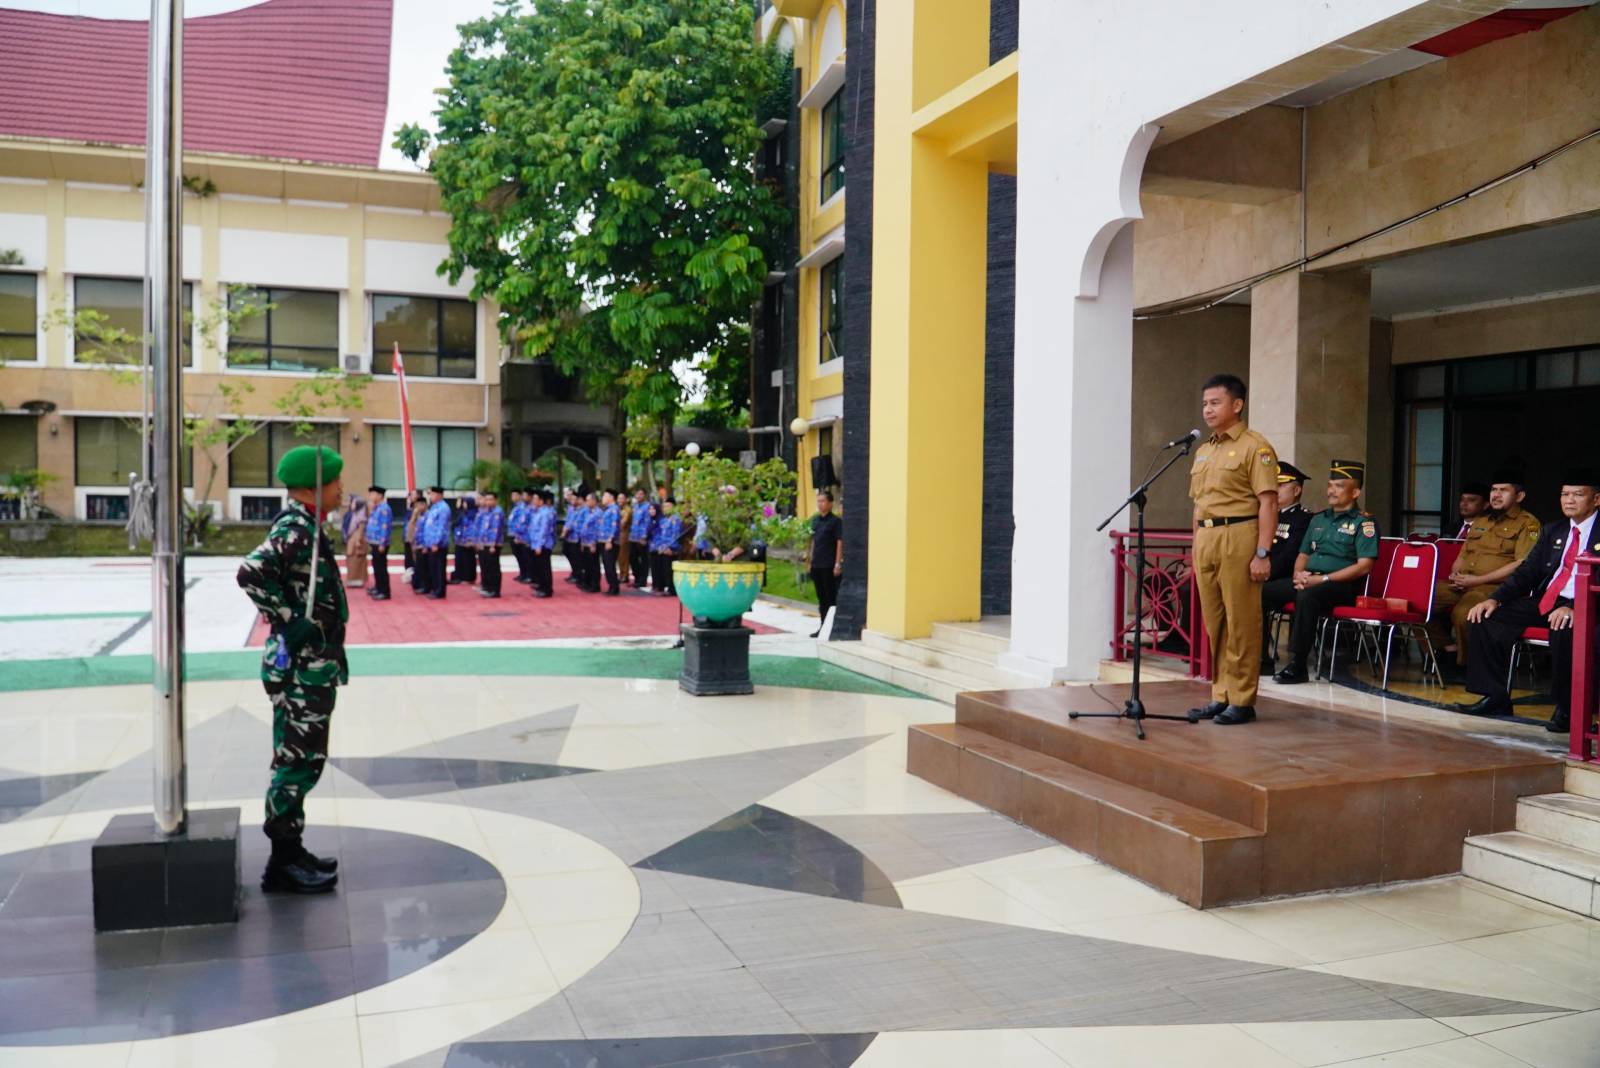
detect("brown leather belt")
[1197,515,1256,528]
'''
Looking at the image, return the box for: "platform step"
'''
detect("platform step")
[819,641,984,704]
[930,619,1010,657]
[1567,764,1600,801]
[1463,830,1600,919]
[908,722,1263,908]
[1517,793,1600,853]
[860,630,1035,689]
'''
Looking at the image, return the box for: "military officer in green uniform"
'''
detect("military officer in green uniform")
[1265,459,1380,685]
[236,444,348,894]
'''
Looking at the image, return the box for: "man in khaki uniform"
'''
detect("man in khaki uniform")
[1434,473,1541,665]
[1187,374,1280,726]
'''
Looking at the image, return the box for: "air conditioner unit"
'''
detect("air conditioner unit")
[342,352,370,374]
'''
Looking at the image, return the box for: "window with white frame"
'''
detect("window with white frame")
[229,423,339,488]
[0,273,38,362]
[227,286,339,372]
[370,294,477,379]
[819,255,843,365]
[373,425,477,490]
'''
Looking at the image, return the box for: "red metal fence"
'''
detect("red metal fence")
[1109,529,1209,679]
[1567,556,1600,765]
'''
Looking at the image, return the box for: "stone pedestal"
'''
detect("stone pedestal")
[91,807,240,931]
[680,622,754,696]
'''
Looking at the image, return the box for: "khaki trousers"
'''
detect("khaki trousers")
[1430,581,1493,664]
[1193,521,1262,706]
[345,534,368,586]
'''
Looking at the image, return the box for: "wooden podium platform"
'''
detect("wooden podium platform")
[907,681,1564,908]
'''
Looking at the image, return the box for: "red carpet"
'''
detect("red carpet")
[248,566,779,646]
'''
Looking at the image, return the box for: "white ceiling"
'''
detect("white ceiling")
[1368,214,1600,318]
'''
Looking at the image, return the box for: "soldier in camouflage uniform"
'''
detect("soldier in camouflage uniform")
[237,444,349,894]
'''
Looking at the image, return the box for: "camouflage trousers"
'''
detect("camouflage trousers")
[263,677,336,842]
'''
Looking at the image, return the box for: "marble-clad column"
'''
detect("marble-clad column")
[1249,270,1372,483]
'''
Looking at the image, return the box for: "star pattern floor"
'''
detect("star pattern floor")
[1,669,1598,1067]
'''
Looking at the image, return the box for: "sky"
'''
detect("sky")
[2,0,503,171]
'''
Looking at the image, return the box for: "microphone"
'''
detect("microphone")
[1165,428,1202,449]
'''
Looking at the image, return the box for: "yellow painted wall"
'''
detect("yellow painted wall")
[866,0,992,638]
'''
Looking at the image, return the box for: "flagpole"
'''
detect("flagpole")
[394,342,416,497]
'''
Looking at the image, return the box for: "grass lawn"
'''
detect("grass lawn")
[763,561,818,605]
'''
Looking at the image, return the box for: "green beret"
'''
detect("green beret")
[276,445,343,488]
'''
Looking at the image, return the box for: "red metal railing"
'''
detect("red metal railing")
[1109,529,1210,679]
[1568,555,1599,765]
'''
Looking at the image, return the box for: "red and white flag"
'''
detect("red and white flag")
[394,342,417,496]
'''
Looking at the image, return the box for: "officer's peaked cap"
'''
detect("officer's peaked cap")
[1276,461,1308,485]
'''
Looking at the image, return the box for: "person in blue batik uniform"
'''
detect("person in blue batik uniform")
[527,489,557,597]
[417,486,453,598]
[575,492,599,593]
[650,498,682,596]
[365,485,393,600]
[597,489,622,595]
[628,488,654,589]
[475,491,506,598]
[450,494,478,585]
[506,489,532,585]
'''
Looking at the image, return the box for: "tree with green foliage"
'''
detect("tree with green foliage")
[396,0,787,483]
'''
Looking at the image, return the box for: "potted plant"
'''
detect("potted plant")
[671,450,795,695]
[673,450,795,624]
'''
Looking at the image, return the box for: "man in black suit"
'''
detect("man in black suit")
[1259,461,1316,675]
[1461,472,1600,732]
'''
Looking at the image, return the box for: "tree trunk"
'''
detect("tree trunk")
[660,417,675,491]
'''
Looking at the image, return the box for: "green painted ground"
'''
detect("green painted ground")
[0,645,921,699]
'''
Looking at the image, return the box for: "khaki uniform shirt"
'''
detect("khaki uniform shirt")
[1189,422,1278,519]
[1455,505,1540,576]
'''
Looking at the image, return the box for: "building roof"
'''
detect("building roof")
[0,0,393,168]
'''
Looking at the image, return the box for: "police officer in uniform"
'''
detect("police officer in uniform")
[1432,472,1541,666]
[1186,374,1280,727]
[1259,461,1315,674]
[1268,460,1380,685]
[236,445,347,894]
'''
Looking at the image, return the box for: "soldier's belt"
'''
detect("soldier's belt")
[1197,515,1256,528]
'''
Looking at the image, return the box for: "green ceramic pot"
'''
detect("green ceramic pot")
[672,560,764,624]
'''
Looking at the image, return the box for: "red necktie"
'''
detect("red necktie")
[1538,526,1581,615]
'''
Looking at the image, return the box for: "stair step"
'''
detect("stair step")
[1567,764,1600,801]
[908,722,1262,908]
[930,620,1010,657]
[860,631,1034,688]
[1517,793,1600,853]
[1463,831,1600,918]
[819,642,980,704]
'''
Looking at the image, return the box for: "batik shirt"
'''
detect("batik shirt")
[453,504,479,547]
[507,501,529,543]
[418,500,453,549]
[597,503,620,543]
[630,500,654,543]
[577,506,598,547]
[237,499,350,686]
[478,505,506,547]
[650,513,683,552]
[364,500,392,546]
[528,505,556,550]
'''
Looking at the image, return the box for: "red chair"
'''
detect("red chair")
[1326,540,1441,689]
[1434,537,1465,579]
[1507,626,1551,693]
[1314,537,1401,679]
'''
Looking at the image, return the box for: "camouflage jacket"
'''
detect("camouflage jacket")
[237,499,350,687]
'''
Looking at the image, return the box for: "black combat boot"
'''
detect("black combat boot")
[262,838,338,894]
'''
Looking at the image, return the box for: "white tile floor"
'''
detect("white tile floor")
[1,670,1598,1065]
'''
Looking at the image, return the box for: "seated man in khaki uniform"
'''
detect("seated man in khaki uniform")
[1433,471,1540,666]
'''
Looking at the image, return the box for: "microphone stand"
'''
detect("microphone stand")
[1069,437,1198,740]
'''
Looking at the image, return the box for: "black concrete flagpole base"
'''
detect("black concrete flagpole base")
[91,807,241,931]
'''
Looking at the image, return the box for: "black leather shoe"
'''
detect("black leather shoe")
[298,846,338,874]
[534,591,552,598]
[1462,696,1510,717]
[1547,710,1571,733]
[371,592,389,600]
[1214,705,1257,725]
[261,857,338,894]
[1187,701,1227,722]
[1273,664,1309,685]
